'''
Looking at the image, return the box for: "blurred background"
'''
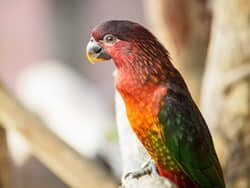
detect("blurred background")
[0,0,145,188]
[0,0,249,188]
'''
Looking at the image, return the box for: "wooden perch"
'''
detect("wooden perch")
[121,175,176,188]
[0,83,116,188]
[115,92,176,188]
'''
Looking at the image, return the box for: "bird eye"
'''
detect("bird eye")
[103,34,116,44]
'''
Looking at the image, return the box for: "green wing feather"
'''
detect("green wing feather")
[158,84,225,188]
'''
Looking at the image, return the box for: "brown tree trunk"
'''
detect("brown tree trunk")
[0,126,11,188]
[201,0,250,187]
[144,0,211,104]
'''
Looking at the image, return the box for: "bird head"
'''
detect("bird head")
[86,20,174,84]
[87,20,167,62]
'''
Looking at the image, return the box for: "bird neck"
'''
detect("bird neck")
[113,55,171,86]
[111,39,178,83]
[112,40,188,96]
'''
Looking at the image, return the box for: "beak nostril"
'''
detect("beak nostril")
[94,46,102,54]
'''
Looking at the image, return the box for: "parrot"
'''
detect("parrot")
[86,20,225,188]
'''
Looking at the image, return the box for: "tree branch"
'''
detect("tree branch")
[0,83,116,188]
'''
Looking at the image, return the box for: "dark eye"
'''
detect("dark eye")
[103,34,116,44]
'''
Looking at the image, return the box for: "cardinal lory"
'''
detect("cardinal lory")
[86,20,225,188]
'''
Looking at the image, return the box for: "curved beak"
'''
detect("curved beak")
[86,37,111,64]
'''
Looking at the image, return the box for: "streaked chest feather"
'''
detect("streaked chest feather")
[116,80,165,134]
[116,79,181,170]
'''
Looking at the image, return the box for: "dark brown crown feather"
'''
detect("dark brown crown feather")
[92,20,156,42]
